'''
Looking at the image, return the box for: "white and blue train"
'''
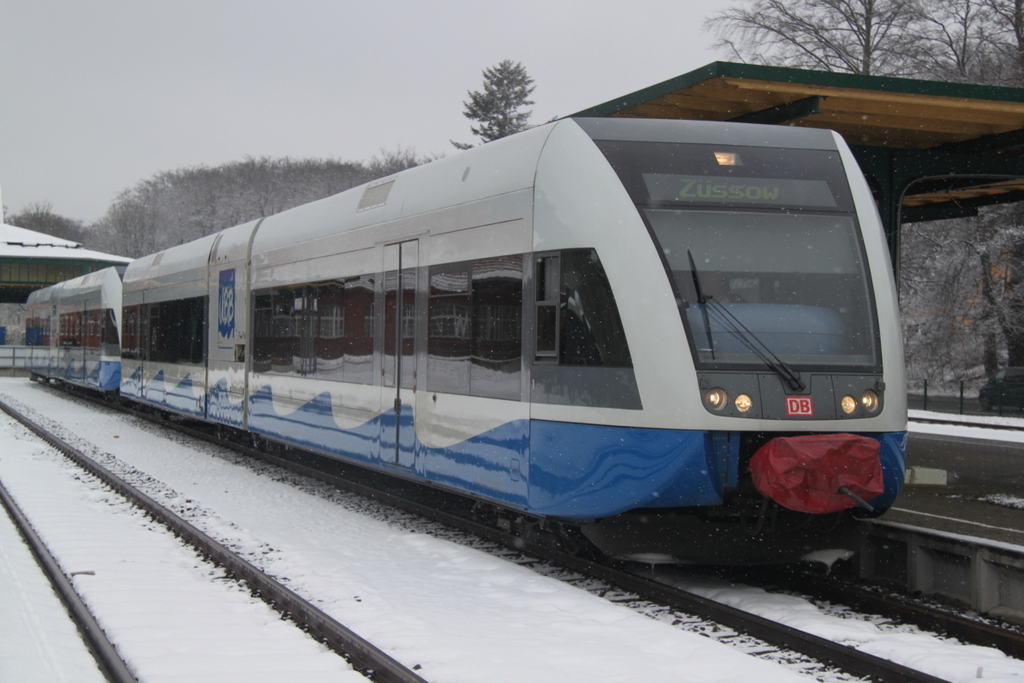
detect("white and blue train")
[26,266,124,392]
[28,118,907,563]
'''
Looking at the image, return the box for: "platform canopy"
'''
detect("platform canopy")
[0,222,131,303]
[575,61,1024,262]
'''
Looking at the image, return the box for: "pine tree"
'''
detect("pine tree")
[453,60,535,149]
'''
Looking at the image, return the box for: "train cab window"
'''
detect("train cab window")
[530,249,640,410]
[533,249,632,368]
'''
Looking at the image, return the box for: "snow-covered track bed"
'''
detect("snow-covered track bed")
[910,412,1024,433]
[0,397,422,683]
[7,379,1024,682]
[63,392,944,681]
[0,476,135,682]
[715,564,1024,661]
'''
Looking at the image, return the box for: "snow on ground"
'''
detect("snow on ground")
[0,486,105,682]
[978,493,1024,510]
[657,571,1024,683]
[2,377,1023,682]
[0,379,818,683]
[0,408,365,683]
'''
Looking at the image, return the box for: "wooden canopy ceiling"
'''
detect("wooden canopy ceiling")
[575,62,1024,224]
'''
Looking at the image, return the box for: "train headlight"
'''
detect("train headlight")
[841,395,858,414]
[860,390,881,413]
[705,388,728,410]
[734,394,753,413]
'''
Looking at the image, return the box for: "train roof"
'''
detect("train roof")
[123,232,221,286]
[25,266,122,306]
[248,118,846,262]
[250,122,556,260]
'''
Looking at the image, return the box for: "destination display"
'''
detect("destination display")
[643,173,838,208]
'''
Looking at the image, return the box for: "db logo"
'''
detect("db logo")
[786,396,814,416]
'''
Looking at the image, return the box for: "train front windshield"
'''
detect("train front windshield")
[597,140,879,371]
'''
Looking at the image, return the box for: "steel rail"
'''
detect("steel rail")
[910,414,1024,432]
[0,398,428,683]
[0,478,138,683]
[756,568,1024,661]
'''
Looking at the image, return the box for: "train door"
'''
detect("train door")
[381,240,419,468]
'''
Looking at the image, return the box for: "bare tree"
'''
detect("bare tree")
[985,0,1024,83]
[914,0,1001,81]
[6,200,87,243]
[705,0,927,75]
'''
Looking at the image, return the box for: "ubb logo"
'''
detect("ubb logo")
[218,269,236,340]
[786,396,814,417]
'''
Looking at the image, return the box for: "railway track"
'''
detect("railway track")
[14,383,1024,681]
[910,412,1024,432]
[0,397,427,683]
[47,391,962,682]
[0,478,137,682]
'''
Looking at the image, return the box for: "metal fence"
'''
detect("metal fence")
[0,346,32,370]
[906,377,1024,417]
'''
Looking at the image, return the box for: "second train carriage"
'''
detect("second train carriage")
[25,266,124,392]
[116,117,907,563]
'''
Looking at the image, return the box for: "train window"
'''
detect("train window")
[471,255,523,400]
[122,305,140,360]
[84,309,101,350]
[253,276,375,384]
[535,256,559,360]
[428,264,472,395]
[534,250,632,368]
[427,256,524,399]
[316,282,345,380]
[144,297,207,365]
[252,292,273,373]
[343,275,375,385]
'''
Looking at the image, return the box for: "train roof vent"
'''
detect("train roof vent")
[357,178,395,211]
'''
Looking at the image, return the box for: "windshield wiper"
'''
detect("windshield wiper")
[687,250,715,359]
[687,252,805,393]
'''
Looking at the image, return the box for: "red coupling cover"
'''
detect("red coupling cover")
[749,434,884,514]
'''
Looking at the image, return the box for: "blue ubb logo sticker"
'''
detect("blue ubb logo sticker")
[218,268,236,344]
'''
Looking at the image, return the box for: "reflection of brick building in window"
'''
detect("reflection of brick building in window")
[252,275,375,384]
[429,303,470,339]
[427,254,523,400]
[319,304,345,339]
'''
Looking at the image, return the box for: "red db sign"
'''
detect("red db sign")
[786,397,814,416]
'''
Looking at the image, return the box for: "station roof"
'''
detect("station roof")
[1,222,131,303]
[575,62,1024,226]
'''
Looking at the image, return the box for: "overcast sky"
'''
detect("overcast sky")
[1,1,731,224]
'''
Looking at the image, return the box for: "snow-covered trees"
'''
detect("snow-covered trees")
[705,0,926,76]
[453,60,535,149]
[89,150,433,258]
[6,201,87,243]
